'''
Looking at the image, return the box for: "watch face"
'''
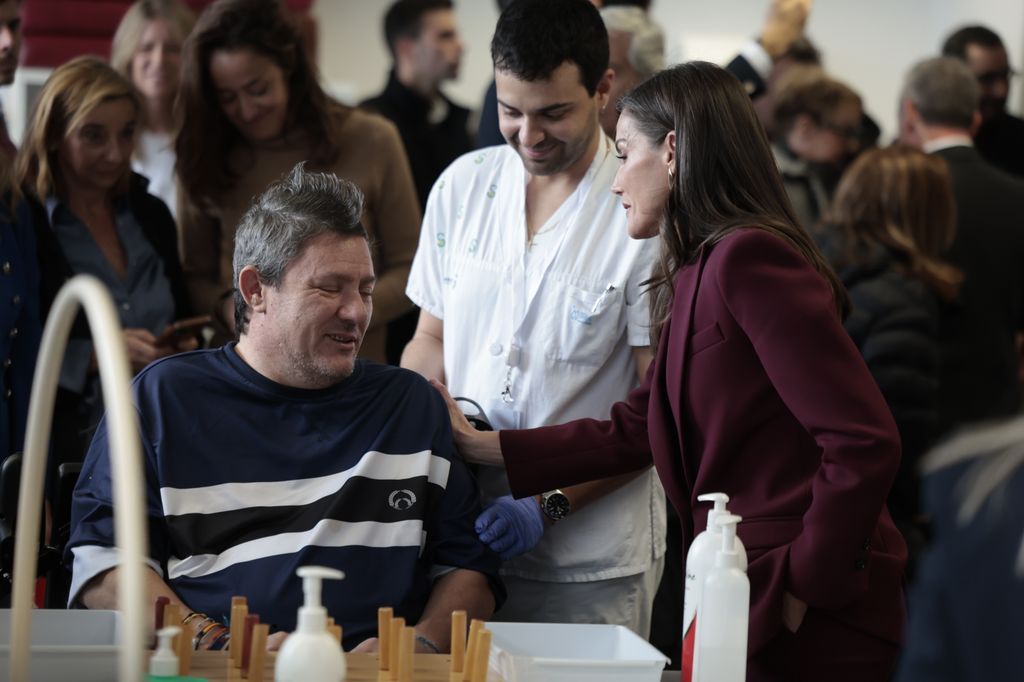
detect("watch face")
[544,492,571,520]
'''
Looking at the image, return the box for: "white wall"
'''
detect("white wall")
[314,0,1024,141]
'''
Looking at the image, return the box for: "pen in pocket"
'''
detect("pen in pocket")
[592,284,616,312]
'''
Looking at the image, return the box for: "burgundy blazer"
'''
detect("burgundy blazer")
[502,229,907,657]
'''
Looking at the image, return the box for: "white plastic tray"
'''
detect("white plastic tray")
[0,609,121,681]
[487,622,668,682]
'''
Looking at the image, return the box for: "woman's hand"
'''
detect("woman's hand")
[429,379,505,467]
[782,591,808,633]
[123,328,195,373]
[122,328,167,372]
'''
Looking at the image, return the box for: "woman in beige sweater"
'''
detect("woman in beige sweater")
[176,0,419,362]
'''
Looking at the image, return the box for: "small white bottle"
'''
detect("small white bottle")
[275,566,347,682]
[682,493,746,681]
[147,626,180,680]
[695,514,750,682]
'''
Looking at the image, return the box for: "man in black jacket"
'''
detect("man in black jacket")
[899,56,1024,434]
[362,0,472,211]
[942,25,1024,178]
[361,0,472,363]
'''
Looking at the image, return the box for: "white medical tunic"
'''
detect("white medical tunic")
[406,141,666,582]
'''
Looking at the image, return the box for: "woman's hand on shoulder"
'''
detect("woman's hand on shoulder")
[429,379,505,467]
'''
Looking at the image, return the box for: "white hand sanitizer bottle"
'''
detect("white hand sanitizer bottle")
[275,566,347,682]
[695,513,749,682]
[148,626,180,679]
[682,493,746,681]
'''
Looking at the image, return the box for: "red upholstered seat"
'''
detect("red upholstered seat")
[20,0,315,68]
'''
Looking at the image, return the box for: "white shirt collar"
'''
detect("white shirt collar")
[923,134,974,154]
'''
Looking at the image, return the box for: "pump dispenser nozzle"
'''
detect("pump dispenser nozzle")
[296,566,345,633]
[714,514,743,568]
[149,626,180,677]
[275,566,347,682]
[697,492,730,532]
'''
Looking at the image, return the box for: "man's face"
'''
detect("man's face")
[409,8,463,83]
[497,61,606,176]
[0,1,22,87]
[965,42,1012,122]
[601,30,639,139]
[253,233,374,390]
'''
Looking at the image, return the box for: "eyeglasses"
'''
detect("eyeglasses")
[819,120,863,142]
[977,68,1018,87]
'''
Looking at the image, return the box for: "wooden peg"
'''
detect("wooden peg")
[468,629,492,682]
[462,619,484,681]
[450,610,467,674]
[241,614,259,678]
[175,612,193,675]
[329,623,343,644]
[378,607,393,671]
[398,626,415,682]
[227,663,244,681]
[389,617,405,680]
[230,602,249,668]
[247,623,269,682]
[162,603,181,629]
[232,596,248,608]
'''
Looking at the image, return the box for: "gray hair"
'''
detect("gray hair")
[901,56,979,129]
[599,6,665,79]
[232,162,366,334]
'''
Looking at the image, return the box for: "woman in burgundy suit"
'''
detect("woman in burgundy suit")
[436,62,907,681]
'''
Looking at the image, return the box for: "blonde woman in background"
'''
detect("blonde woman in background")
[111,0,195,221]
[15,57,193,462]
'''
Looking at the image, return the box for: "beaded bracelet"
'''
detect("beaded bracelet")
[415,634,442,654]
[184,612,218,650]
[182,611,207,627]
[194,621,229,651]
[207,628,232,651]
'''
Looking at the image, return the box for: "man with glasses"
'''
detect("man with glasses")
[943,25,1024,177]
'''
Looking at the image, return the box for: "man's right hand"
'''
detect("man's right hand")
[760,0,812,59]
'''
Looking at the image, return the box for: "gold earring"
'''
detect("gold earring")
[668,166,675,181]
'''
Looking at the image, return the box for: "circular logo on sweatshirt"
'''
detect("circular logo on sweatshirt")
[388,489,417,511]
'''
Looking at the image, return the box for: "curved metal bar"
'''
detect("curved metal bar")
[10,275,147,681]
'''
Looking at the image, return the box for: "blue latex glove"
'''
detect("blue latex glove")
[475,494,545,560]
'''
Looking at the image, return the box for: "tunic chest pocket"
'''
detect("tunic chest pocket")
[544,283,626,366]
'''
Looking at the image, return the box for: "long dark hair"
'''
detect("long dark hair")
[617,62,849,341]
[176,0,345,204]
[826,145,962,302]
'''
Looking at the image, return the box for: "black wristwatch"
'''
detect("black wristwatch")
[540,489,571,522]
